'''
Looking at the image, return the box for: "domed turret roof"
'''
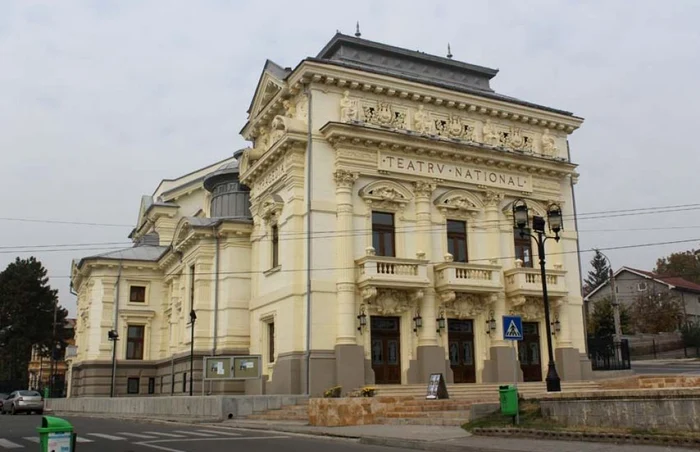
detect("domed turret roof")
[203,159,240,192]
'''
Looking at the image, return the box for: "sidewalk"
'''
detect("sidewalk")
[218,420,699,452]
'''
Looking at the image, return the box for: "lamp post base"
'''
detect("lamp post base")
[545,362,561,392]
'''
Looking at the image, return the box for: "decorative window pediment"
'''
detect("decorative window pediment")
[434,189,482,219]
[359,180,412,214]
[259,194,284,223]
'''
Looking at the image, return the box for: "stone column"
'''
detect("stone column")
[333,169,365,393]
[407,181,448,384]
[555,298,584,381]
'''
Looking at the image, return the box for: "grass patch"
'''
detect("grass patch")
[463,400,700,440]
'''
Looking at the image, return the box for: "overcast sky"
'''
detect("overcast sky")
[2,0,700,318]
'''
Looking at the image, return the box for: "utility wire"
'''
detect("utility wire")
[1,202,700,232]
[51,236,700,279]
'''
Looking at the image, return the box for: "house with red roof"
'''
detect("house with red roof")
[585,267,700,324]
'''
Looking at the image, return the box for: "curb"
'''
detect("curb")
[360,436,515,452]
[473,427,700,448]
[50,412,219,425]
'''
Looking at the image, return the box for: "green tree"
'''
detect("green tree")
[583,250,611,295]
[630,290,684,334]
[654,249,700,284]
[0,257,69,388]
[587,297,631,338]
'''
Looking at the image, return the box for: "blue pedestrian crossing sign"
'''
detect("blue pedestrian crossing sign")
[502,315,523,341]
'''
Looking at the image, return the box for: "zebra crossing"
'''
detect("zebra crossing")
[0,428,242,449]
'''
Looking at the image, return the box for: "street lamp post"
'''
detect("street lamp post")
[107,330,119,397]
[512,199,563,393]
[189,309,197,396]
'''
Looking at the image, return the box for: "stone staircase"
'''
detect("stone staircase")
[377,398,477,426]
[243,398,309,422]
[373,381,601,400]
[236,381,600,426]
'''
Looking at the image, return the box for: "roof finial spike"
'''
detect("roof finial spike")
[447,43,453,59]
[355,21,361,38]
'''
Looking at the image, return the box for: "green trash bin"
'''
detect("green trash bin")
[499,385,518,416]
[37,416,76,452]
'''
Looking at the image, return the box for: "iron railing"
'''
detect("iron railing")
[587,337,631,371]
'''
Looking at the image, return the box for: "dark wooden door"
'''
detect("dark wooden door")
[371,316,401,384]
[448,319,476,383]
[518,322,542,382]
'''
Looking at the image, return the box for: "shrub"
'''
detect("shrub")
[323,386,342,398]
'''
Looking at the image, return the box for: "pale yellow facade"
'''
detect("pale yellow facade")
[69,33,590,397]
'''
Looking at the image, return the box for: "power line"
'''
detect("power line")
[2,201,700,233]
[0,242,132,250]
[48,236,700,279]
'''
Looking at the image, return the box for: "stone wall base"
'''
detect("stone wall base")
[407,345,450,384]
[482,346,522,383]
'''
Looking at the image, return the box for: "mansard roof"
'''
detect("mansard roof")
[308,33,575,117]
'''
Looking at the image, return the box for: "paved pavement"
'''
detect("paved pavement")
[221,419,699,452]
[632,358,700,375]
[0,415,399,451]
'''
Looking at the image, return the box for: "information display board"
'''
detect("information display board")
[204,357,233,380]
[203,355,262,381]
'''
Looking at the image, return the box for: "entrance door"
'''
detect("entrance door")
[518,322,542,382]
[448,319,476,383]
[371,316,401,384]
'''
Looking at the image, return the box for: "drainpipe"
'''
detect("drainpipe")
[305,85,313,396]
[212,227,220,356]
[111,262,122,397]
[567,140,587,354]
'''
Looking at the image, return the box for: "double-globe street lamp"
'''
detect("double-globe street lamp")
[512,199,563,393]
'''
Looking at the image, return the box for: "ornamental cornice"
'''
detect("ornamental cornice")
[239,133,307,189]
[287,61,583,133]
[320,122,577,180]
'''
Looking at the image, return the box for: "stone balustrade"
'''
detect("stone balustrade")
[504,265,567,298]
[356,255,430,290]
[434,261,502,294]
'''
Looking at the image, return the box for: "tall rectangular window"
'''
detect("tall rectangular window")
[268,322,275,363]
[271,224,279,268]
[189,264,196,312]
[129,286,146,303]
[182,373,187,393]
[148,377,155,394]
[126,325,145,360]
[446,220,468,263]
[127,377,140,394]
[372,212,395,257]
[514,229,533,268]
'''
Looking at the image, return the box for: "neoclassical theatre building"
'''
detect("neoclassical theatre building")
[69,33,589,397]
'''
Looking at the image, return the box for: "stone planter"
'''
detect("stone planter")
[309,397,386,426]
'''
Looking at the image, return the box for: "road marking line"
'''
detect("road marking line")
[119,432,158,439]
[172,431,213,437]
[195,429,241,436]
[86,433,127,441]
[22,437,39,443]
[136,436,289,452]
[0,438,23,449]
[75,437,94,443]
[142,432,185,438]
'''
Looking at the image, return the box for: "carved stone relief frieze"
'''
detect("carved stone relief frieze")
[336,93,560,159]
[365,288,416,315]
[509,296,545,320]
[359,180,412,218]
[362,101,407,129]
[440,292,496,319]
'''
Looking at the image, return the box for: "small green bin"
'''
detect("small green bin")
[498,385,518,416]
[37,416,76,452]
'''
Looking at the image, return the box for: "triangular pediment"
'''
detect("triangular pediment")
[247,60,290,119]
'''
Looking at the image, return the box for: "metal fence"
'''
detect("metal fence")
[587,337,631,371]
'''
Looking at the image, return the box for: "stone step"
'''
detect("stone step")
[246,412,309,421]
[382,410,471,419]
[377,417,466,426]
[385,403,473,412]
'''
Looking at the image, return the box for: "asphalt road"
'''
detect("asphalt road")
[632,359,700,375]
[0,415,399,452]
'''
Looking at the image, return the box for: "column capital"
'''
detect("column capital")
[333,169,359,189]
[483,189,505,208]
[413,180,436,199]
